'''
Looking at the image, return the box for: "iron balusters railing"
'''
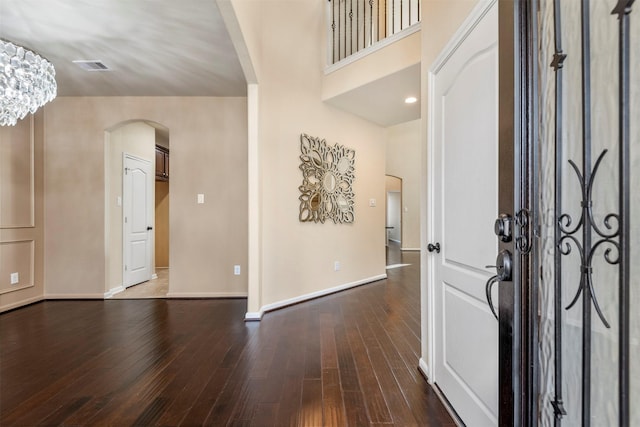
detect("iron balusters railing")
[550,0,634,425]
[328,0,420,64]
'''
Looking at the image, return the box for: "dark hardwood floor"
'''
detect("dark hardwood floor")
[0,244,454,426]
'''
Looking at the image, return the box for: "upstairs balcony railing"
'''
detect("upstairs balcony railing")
[328,0,420,65]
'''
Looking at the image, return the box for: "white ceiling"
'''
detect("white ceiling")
[323,63,421,127]
[0,0,248,96]
[0,0,419,127]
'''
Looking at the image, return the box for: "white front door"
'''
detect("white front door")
[428,2,499,425]
[123,154,153,287]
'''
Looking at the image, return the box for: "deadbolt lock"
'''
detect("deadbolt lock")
[494,214,513,242]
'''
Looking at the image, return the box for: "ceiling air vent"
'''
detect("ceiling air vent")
[72,60,110,71]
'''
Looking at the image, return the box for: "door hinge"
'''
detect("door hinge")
[125,265,128,271]
[125,217,128,223]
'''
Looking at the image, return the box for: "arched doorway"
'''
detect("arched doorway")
[104,120,170,298]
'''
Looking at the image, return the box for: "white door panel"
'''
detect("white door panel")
[443,284,498,411]
[442,47,498,273]
[429,2,499,426]
[123,154,153,287]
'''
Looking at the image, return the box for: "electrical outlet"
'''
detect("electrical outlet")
[10,272,19,285]
[369,198,376,207]
[334,261,341,271]
[234,265,241,275]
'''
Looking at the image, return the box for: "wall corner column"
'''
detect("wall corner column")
[246,83,262,320]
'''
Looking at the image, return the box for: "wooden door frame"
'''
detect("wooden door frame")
[497,0,539,425]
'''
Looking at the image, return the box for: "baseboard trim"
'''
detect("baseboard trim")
[0,295,45,313]
[104,285,125,299]
[244,311,263,321]
[245,274,387,321]
[44,293,105,299]
[165,292,248,298]
[418,358,432,383]
[401,247,420,252]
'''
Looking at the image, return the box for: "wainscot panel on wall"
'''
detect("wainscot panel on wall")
[0,113,45,312]
[0,116,34,228]
[0,240,34,294]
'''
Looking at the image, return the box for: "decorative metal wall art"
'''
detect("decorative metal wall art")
[298,133,355,224]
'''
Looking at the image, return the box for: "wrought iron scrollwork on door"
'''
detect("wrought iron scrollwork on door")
[549,0,633,425]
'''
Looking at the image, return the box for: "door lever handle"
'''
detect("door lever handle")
[485,275,499,320]
[147,226,153,231]
[427,242,441,253]
[485,250,513,321]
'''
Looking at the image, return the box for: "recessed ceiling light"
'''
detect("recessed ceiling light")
[405,96,418,104]
[73,60,110,71]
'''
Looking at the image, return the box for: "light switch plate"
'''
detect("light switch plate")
[369,198,376,207]
[234,265,241,275]
[197,194,205,204]
[10,272,19,285]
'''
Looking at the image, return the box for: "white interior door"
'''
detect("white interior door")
[123,154,153,288]
[428,2,499,425]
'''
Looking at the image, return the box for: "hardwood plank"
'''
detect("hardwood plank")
[179,366,234,425]
[299,378,323,426]
[132,396,171,426]
[250,403,279,426]
[344,315,393,424]
[39,396,91,426]
[362,329,419,426]
[272,375,302,427]
[320,312,338,369]
[321,368,346,426]
[303,308,321,380]
[343,391,370,427]
[333,322,360,392]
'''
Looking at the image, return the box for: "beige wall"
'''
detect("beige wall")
[232,0,387,313]
[386,119,421,250]
[0,114,45,312]
[44,97,248,298]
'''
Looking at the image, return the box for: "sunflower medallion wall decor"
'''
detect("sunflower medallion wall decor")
[298,133,355,223]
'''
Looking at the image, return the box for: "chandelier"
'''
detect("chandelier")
[0,40,57,126]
